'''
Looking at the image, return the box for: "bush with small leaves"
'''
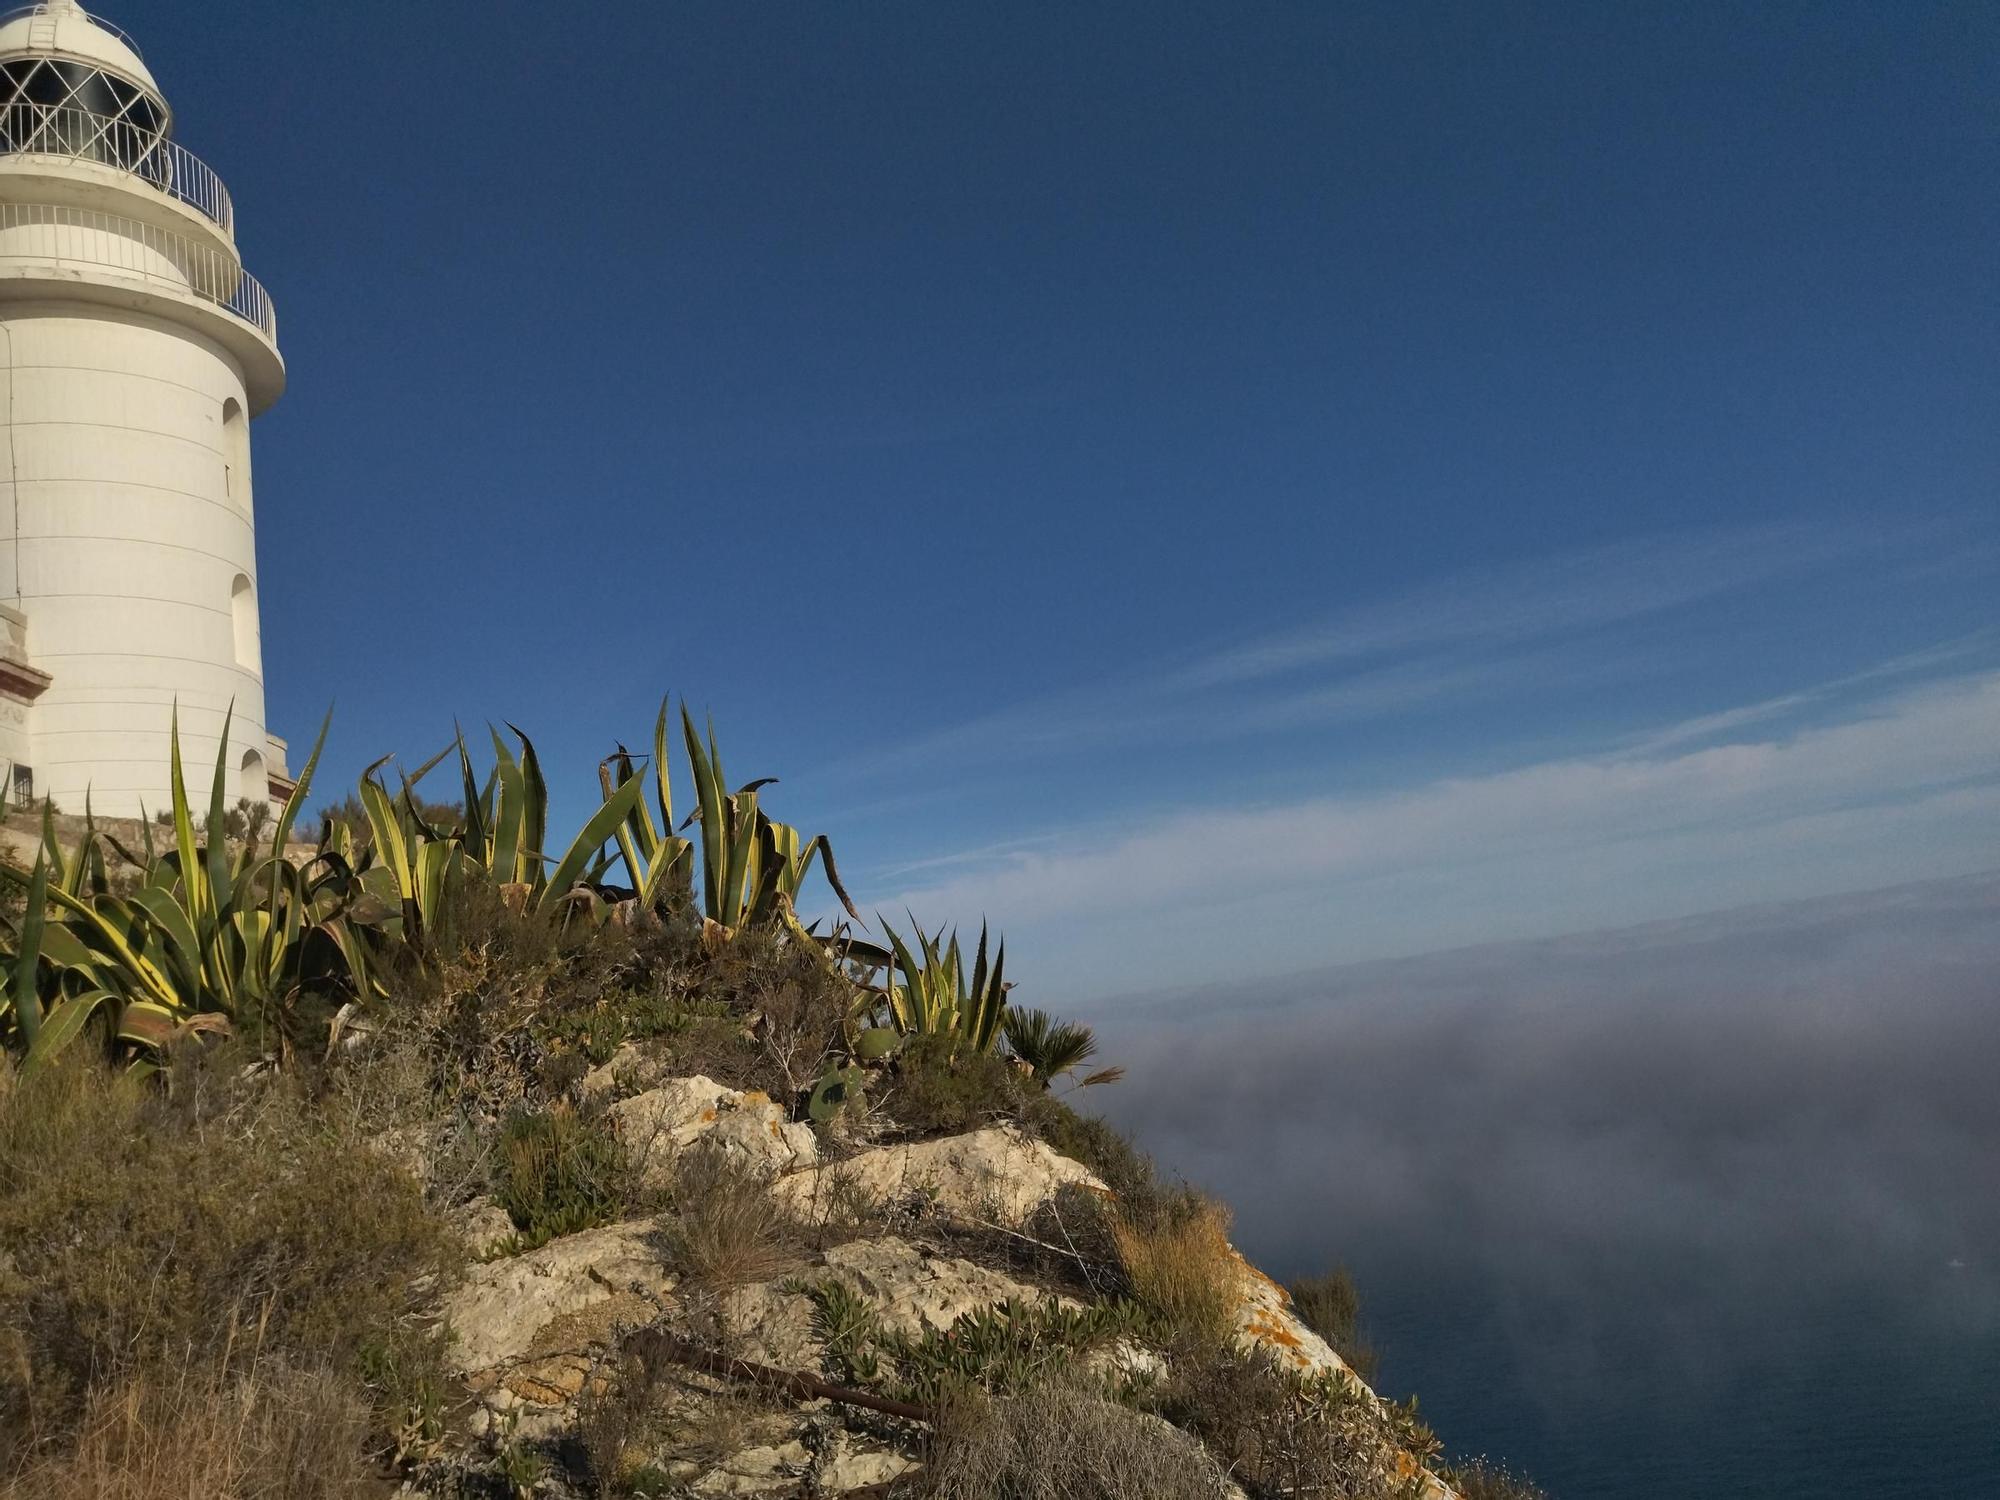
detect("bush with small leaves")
[1288,1266,1380,1380]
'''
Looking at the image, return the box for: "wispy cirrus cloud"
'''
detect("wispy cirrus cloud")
[1165,520,1887,692]
[871,667,2000,993]
[819,517,1938,779]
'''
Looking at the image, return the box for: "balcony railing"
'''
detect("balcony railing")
[0,102,232,232]
[0,200,274,338]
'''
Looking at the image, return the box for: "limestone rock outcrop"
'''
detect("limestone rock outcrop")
[609,1075,819,1191]
[426,1074,1454,1498]
[771,1123,1102,1226]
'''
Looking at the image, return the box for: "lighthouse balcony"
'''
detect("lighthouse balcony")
[0,200,270,333]
[0,100,230,230]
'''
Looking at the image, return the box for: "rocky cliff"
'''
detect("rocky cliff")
[402,1060,1455,1500]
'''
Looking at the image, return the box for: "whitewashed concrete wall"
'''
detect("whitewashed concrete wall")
[0,297,266,815]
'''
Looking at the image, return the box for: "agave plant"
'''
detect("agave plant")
[875,918,1009,1056]
[680,704,858,942]
[356,724,651,943]
[0,706,375,1071]
[1001,1007,1123,1090]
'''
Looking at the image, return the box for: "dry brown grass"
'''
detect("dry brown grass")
[922,1376,1237,1500]
[655,1143,797,1292]
[0,1353,373,1500]
[0,1050,456,1458]
[1108,1191,1238,1342]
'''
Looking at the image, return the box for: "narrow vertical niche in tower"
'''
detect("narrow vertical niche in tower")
[221,397,250,514]
[229,572,258,674]
[239,746,264,803]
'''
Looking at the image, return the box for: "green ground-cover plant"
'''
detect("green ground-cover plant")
[802,1278,1150,1407]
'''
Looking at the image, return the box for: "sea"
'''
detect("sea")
[1090,871,2000,1498]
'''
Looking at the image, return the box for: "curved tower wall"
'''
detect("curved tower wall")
[0,2,287,818]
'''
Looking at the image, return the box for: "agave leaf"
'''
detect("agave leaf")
[9,854,48,1044]
[168,704,208,930]
[19,987,116,1076]
[357,771,414,902]
[487,728,526,884]
[454,727,489,862]
[508,723,549,878]
[204,702,235,914]
[650,696,674,838]
[682,707,728,919]
[36,883,182,1014]
[541,772,650,914]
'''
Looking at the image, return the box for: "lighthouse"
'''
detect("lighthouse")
[0,0,288,819]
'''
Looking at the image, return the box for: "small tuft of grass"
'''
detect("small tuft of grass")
[1107,1191,1238,1345]
[1287,1266,1379,1380]
[1447,1456,1551,1500]
[654,1143,795,1291]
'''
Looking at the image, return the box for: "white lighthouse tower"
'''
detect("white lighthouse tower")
[0,0,288,818]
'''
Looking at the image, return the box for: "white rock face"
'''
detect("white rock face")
[1226,1248,1356,1380]
[821,1236,1079,1339]
[691,1439,812,1495]
[448,1197,517,1259]
[609,1076,819,1191]
[773,1124,1103,1226]
[442,1217,673,1376]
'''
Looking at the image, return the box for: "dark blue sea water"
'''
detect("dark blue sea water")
[1092,873,2000,1498]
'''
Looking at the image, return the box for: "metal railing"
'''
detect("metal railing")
[0,103,232,231]
[0,201,274,338]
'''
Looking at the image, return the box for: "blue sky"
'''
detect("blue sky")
[116,1,1997,999]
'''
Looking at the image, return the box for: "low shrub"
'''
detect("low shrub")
[1445,1457,1550,1500]
[1020,1095,1158,1204]
[1163,1344,1440,1500]
[1288,1267,1380,1380]
[0,1051,457,1457]
[577,1341,763,1497]
[886,1033,1034,1136]
[494,1103,627,1250]
[693,926,853,1100]
[921,1375,1238,1500]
